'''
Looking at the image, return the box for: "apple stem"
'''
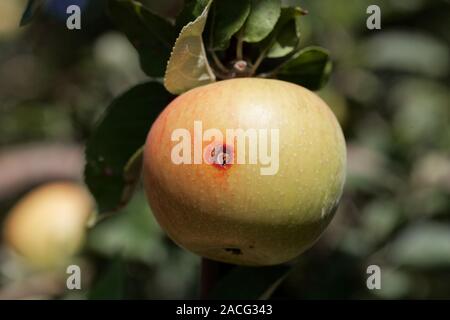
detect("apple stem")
[200,258,233,299]
[236,28,245,61]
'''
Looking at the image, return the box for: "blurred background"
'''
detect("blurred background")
[0,0,449,299]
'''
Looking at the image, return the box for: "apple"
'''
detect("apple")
[3,182,94,269]
[143,78,346,266]
[0,1,24,39]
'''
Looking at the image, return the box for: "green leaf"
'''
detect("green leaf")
[87,191,165,264]
[265,7,303,58]
[363,32,449,78]
[267,20,300,58]
[277,46,332,90]
[267,25,298,58]
[211,0,251,50]
[388,223,450,269]
[88,258,125,300]
[121,146,144,205]
[164,0,216,95]
[243,0,281,43]
[373,268,412,299]
[209,265,290,299]
[108,0,176,77]
[138,0,185,19]
[20,0,44,26]
[84,82,173,214]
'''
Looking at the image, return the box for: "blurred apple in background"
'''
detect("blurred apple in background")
[0,0,25,39]
[3,182,94,270]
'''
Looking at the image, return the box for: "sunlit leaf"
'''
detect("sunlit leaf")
[164,0,216,95]
[175,0,209,32]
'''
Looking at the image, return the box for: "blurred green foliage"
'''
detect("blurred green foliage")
[0,0,449,299]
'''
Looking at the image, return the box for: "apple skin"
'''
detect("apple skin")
[0,1,23,38]
[143,78,346,266]
[3,182,94,269]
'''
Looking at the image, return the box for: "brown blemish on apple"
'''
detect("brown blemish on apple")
[224,247,242,255]
[205,143,234,170]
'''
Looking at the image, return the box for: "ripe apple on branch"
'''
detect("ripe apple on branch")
[16,0,346,298]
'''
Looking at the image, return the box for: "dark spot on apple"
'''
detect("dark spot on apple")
[207,143,234,170]
[224,248,242,255]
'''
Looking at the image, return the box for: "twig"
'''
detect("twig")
[236,28,245,61]
[249,46,270,76]
[256,45,303,78]
[210,50,230,75]
[207,2,230,77]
